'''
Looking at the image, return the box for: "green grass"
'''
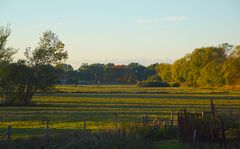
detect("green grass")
[54,85,240,93]
[0,85,240,139]
[154,140,191,149]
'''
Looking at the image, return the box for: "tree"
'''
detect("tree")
[20,30,68,104]
[235,45,240,58]
[25,31,68,65]
[171,55,190,84]
[0,25,17,103]
[1,61,57,104]
[146,63,158,76]
[0,25,17,63]
[198,60,225,87]
[55,63,74,72]
[1,30,68,105]
[156,63,172,83]
[222,45,240,85]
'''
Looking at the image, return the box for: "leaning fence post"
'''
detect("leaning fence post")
[7,125,11,143]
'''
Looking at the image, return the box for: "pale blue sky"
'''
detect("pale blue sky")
[1,0,240,68]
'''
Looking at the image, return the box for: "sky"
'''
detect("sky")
[0,0,240,68]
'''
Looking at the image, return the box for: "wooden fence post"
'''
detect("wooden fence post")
[146,113,148,125]
[142,114,147,126]
[201,111,204,118]
[142,116,145,126]
[228,107,232,121]
[171,110,174,127]
[7,125,11,143]
[83,120,86,131]
[115,113,118,128]
[46,120,49,136]
[210,99,215,116]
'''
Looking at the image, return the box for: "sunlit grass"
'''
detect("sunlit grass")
[1,85,240,138]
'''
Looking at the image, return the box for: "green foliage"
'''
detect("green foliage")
[24,31,68,65]
[74,63,150,84]
[146,127,177,140]
[198,60,225,87]
[154,140,191,149]
[0,27,68,105]
[0,25,17,63]
[223,57,240,85]
[0,61,57,105]
[55,63,74,72]
[156,44,240,87]
[157,63,172,83]
[1,126,154,149]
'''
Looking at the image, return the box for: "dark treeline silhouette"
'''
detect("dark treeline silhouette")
[55,63,158,84]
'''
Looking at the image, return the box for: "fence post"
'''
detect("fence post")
[210,99,215,116]
[46,120,49,136]
[142,114,148,126]
[83,120,86,131]
[146,113,149,124]
[115,113,118,128]
[201,111,204,118]
[171,110,174,127]
[7,125,11,143]
[142,116,145,126]
[228,107,232,121]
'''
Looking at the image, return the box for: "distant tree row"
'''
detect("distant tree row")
[55,43,240,88]
[55,63,158,84]
[156,43,240,87]
[1,24,239,105]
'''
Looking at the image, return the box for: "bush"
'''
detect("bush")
[170,83,180,87]
[137,81,170,87]
[146,127,177,140]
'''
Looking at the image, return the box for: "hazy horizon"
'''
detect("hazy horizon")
[1,0,240,68]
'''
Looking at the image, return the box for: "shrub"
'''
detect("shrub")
[136,81,170,87]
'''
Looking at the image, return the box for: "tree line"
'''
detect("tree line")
[56,63,158,84]
[56,43,240,88]
[157,43,240,87]
[1,24,240,105]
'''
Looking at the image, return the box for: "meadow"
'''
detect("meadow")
[1,85,240,140]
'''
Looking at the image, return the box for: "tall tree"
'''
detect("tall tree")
[157,63,172,83]
[0,25,17,63]
[24,31,68,65]
[1,30,68,105]
[198,60,225,87]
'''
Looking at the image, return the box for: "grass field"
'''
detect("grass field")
[0,85,240,139]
